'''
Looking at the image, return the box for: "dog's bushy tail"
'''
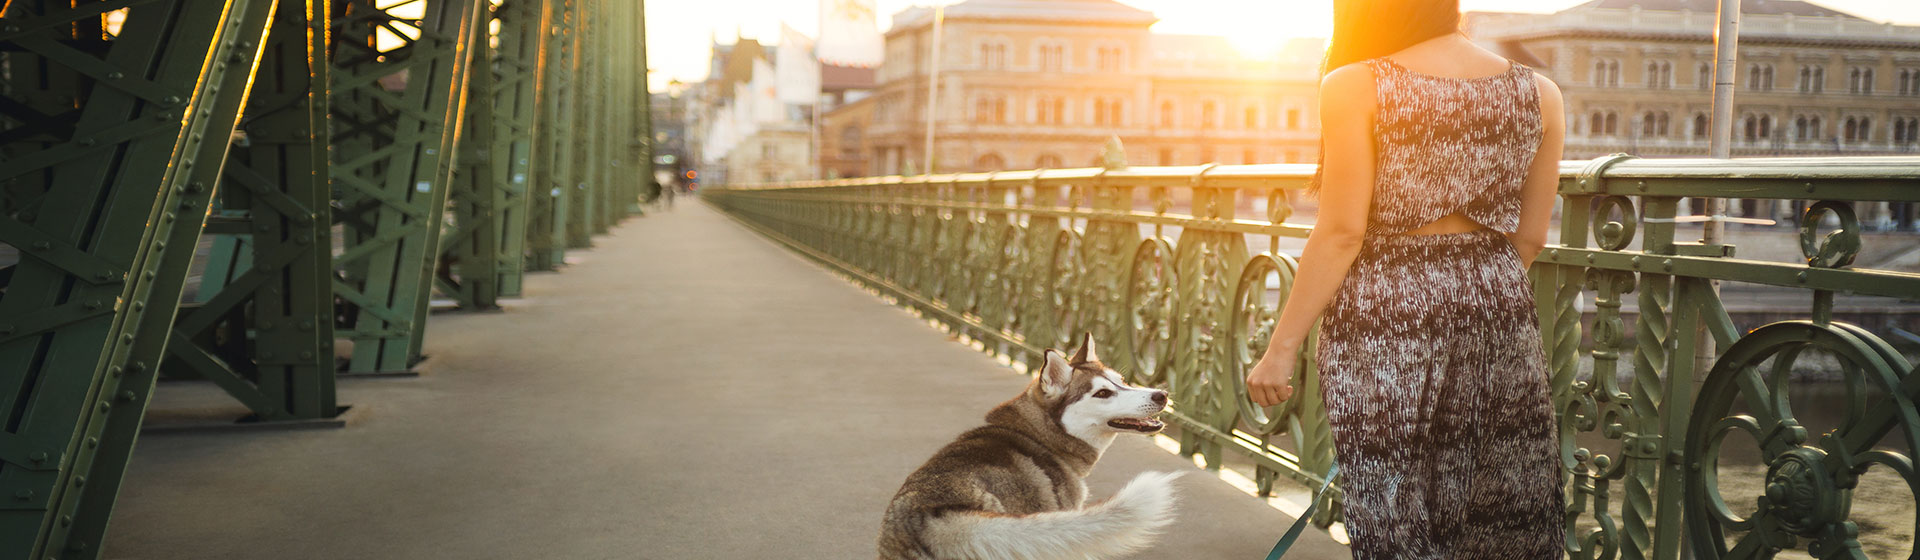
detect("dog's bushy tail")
[927,471,1185,560]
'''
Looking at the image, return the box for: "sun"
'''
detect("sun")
[1136,0,1333,59]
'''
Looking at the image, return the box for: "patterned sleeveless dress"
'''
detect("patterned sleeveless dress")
[1313,56,1565,559]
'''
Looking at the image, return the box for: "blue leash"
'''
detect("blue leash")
[1262,462,1340,560]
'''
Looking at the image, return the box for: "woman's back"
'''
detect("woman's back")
[1364,54,1542,237]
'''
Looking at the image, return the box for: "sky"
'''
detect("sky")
[645,0,1920,91]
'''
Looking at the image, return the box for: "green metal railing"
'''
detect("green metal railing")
[706,147,1920,560]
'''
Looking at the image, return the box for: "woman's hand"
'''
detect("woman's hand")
[1246,350,1298,407]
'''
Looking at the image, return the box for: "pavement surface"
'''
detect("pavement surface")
[103,202,1349,559]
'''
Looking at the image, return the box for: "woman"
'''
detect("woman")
[1243,0,1567,558]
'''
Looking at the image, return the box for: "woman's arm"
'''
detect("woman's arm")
[1245,64,1376,406]
[1508,74,1566,269]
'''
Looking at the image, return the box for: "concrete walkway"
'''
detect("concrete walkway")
[103,203,1348,559]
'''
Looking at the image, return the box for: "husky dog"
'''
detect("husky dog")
[878,334,1183,560]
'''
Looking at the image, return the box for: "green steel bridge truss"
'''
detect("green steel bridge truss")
[0,1,651,558]
[707,149,1920,560]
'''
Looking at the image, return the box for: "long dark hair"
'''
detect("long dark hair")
[1309,0,1463,194]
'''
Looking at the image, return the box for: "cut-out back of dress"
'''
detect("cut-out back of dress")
[1364,56,1542,236]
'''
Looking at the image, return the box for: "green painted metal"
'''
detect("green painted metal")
[164,0,341,424]
[634,0,657,210]
[0,0,278,557]
[562,0,597,249]
[525,0,577,270]
[435,1,503,311]
[327,0,484,374]
[487,0,549,297]
[707,153,1920,557]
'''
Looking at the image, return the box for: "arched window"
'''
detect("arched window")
[1809,116,1822,139]
[1590,112,1606,136]
[1697,62,1713,90]
[1159,100,1175,128]
[1244,106,1259,129]
[1035,154,1063,169]
[1107,99,1123,127]
[1694,113,1710,139]
[1201,101,1218,129]
[1605,111,1618,135]
[975,153,1006,172]
[1093,99,1108,126]
[1645,60,1672,88]
[1286,107,1301,130]
[1795,116,1809,140]
[1037,43,1065,72]
[1759,114,1771,138]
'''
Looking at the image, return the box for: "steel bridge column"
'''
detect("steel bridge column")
[635,0,658,210]
[437,1,502,311]
[526,0,577,269]
[328,0,483,375]
[164,0,342,424]
[563,0,596,249]
[0,1,277,557]
[489,0,548,297]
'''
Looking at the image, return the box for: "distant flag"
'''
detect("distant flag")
[817,0,884,68]
[777,24,821,104]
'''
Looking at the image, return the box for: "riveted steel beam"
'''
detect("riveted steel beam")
[328,0,484,374]
[562,0,596,249]
[165,0,341,424]
[0,0,278,557]
[486,0,546,297]
[525,0,576,269]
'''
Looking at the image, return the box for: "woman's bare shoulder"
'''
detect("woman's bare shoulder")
[1320,63,1376,99]
[1531,71,1564,111]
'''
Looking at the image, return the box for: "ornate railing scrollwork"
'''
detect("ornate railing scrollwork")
[704,154,1920,556]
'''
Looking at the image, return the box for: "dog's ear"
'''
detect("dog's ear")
[1070,332,1098,364]
[1039,349,1073,397]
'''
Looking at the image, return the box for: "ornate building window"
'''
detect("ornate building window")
[1693,113,1710,139]
[975,153,1006,172]
[1092,98,1124,126]
[1201,101,1218,129]
[1899,69,1920,96]
[1108,98,1123,126]
[1589,110,1618,136]
[1285,107,1301,130]
[1593,58,1621,87]
[1037,43,1065,73]
[1794,115,1823,141]
[1640,110,1670,136]
[1890,117,1917,144]
[1849,67,1875,94]
[979,41,1009,70]
[1159,100,1175,128]
[1644,60,1672,89]
[1697,62,1712,90]
[1798,65,1826,93]
[1741,113,1773,142]
[1244,106,1259,129]
[1843,116,1872,143]
[1745,63,1774,91]
[974,95,1007,124]
[1095,46,1125,72]
[1158,148,1173,165]
[1036,153,1064,168]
